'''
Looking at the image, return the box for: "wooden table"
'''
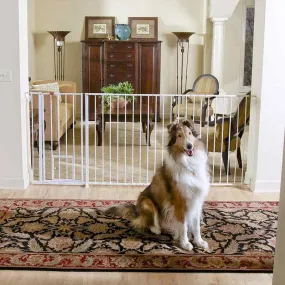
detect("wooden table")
[90,103,155,146]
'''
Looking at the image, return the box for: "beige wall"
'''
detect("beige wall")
[223,0,254,94]
[223,0,244,94]
[33,0,204,97]
[203,0,254,94]
[203,19,213,75]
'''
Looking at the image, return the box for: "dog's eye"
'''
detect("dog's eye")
[178,134,182,138]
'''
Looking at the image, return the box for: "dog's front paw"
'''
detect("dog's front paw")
[181,241,193,251]
[173,231,180,241]
[194,238,208,250]
[150,226,161,235]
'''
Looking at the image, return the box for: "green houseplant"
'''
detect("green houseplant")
[101,82,135,109]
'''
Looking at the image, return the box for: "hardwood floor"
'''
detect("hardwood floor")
[0,185,279,285]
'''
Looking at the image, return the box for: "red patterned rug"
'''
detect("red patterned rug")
[0,199,278,271]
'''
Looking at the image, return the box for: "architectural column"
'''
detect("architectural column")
[0,0,29,189]
[210,17,228,90]
[245,0,285,192]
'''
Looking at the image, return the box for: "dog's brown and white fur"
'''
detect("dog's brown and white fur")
[105,119,210,251]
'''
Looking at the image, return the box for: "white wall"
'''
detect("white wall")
[33,0,204,96]
[28,0,36,80]
[0,0,29,189]
[273,131,285,283]
[245,0,285,192]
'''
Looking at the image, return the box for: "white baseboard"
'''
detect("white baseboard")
[0,175,29,190]
[253,180,281,193]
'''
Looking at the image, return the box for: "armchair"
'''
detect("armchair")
[172,74,219,127]
[201,92,251,175]
[30,80,76,150]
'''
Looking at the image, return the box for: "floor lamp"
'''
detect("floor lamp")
[48,31,70,81]
[172,32,195,94]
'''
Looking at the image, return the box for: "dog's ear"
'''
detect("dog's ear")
[166,118,179,133]
[167,122,178,133]
[182,119,198,137]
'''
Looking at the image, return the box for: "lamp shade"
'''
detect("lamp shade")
[48,31,70,41]
[172,32,195,42]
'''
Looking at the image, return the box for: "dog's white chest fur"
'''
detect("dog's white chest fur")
[165,150,210,202]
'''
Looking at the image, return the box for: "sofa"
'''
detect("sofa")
[30,80,76,150]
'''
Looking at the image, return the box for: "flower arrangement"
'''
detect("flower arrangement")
[101,82,135,108]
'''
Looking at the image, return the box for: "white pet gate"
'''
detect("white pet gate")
[28,92,252,186]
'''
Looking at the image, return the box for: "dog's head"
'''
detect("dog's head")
[167,119,199,157]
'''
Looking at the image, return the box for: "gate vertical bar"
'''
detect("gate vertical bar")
[57,94,61,179]
[241,96,248,183]
[109,95,112,183]
[81,94,84,182]
[212,98,217,183]
[132,96,135,183]
[161,95,165,165]
[85,94,89,186]
[154,95,158,174]
[116,95,119,183]
[30,95,35,181]
[38,93,44,182]
[42,94,46,181]
[65,94,68,179]
[50,95,54,181]
[139,96,142,183]
[226,97,233,183]
[72,94,75,180]
[124,94,127,183]
[94,95,97,183]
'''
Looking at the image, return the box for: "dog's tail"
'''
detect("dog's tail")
[104,203,138,221]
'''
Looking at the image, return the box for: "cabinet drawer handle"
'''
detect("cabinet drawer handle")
[127,45,133,49]
[127,54,132,58]
[110,54,115,58]
[126,64,133,68]
[127,74,132,78]
[110,45,115,49]
[110,64,115,68]
[110,74,115,78]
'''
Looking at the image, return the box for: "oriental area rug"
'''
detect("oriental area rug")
[0,199,278,272]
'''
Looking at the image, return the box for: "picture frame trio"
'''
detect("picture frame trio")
[85,16,158,40]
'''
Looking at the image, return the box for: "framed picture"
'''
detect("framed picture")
[85,16,115,40]
[128,17,158,40]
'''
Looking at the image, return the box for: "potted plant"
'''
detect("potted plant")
[101,82,135,109]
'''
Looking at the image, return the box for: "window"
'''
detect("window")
[239,1,255,92]
[243,7,255,87]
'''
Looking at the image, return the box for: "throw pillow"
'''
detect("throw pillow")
[31,82,62,102]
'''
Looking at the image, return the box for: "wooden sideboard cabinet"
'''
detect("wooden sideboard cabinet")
[81,40,162,119]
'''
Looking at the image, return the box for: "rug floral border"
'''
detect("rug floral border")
[0,199,277,271]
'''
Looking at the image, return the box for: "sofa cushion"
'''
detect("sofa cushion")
[59,103,73,126]
[173,103,214,120]
[31,82,62,102]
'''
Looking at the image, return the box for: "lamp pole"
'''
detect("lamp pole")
[48,31,70,81]
[172,32,195,94]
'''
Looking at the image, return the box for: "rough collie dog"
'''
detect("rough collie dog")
[106,119,210,251]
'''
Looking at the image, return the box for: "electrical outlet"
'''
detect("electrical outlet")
[0,70,12,82]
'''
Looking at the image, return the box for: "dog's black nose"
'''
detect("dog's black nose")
[186,143,193,150]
